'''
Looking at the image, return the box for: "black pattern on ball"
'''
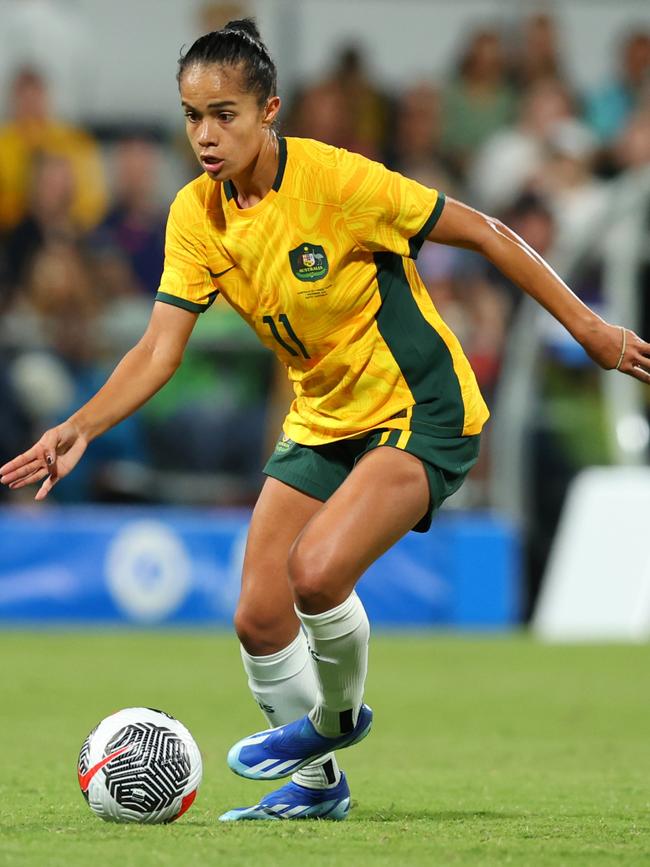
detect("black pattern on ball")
[145,708,175,719]
[103,723,190,814]
[78,730,94,775]
[77,725,98,802]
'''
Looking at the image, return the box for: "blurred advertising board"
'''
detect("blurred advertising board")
[0,507,519,628]
[534,467,650,641]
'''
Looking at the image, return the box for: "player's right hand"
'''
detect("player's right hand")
[0,421,88,500]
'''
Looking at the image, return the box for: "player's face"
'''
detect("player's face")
[180,63,280,182]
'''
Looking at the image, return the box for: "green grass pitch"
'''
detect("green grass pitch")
[1,632,649,866]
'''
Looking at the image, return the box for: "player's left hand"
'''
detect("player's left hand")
[581,322,650,383]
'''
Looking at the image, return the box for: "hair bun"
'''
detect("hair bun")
[224,18,262,42]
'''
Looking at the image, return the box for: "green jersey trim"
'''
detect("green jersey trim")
[373,250,465,435]
[155,290,217,314]
[408,192,446,259]
[224,136,287,201]
[272,136,288,191]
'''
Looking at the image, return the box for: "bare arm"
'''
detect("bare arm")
[428,197,650,381]
[0,301,198,499]
[71,301,197,439]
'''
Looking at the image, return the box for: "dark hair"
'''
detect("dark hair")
[177,18,277,107]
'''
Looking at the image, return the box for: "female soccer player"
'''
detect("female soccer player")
[2,20,649,821]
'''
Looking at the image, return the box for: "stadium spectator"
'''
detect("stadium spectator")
[441,28,519,175]
[91,136,167,299]
[467,78,575,213]
[499,191,557,298]
[0,68,107,233]
[613,107,650,171]
[536,118,610,265]
[11,239,147,500]
[585,30,650,144]
[143,330,270,483]
[287,81,358,152]
[508,12,566,90]
[1,153,81,306]
[390,82,453,192]
[0,0,92,121]
[287,44,390,160]
[198,1,252,33]
[22,241,102,357]
[329,44,391,159]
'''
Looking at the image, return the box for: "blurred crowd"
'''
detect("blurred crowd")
[0,9,649,527]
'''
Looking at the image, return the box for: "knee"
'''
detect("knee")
[287,538,341,613]
[234,603,296,656]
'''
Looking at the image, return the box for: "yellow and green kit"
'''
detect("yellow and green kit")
[156,136,489,525]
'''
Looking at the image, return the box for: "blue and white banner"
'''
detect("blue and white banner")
[0,506,519,627]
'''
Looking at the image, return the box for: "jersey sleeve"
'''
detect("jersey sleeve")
[155,188,217,313]
[338,149,445,259]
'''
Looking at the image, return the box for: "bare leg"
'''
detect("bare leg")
[234,476,322,655]
[233,477,340,784]
[288,447,430,735]
[226,446,433,776]
[288,447,430,614]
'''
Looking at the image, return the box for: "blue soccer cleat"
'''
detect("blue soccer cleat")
[227,704,373,781]
[218,772,351,821]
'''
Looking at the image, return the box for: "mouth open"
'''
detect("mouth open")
[201,156,224,174]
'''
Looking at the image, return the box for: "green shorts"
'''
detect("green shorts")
[263,428,481,533]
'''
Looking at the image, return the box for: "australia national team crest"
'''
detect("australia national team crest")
[289,243,329,282]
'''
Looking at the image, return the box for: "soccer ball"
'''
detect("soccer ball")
[77,707,202,823]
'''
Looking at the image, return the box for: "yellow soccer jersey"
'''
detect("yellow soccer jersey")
[156,137,489,445]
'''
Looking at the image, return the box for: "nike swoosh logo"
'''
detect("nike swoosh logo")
[78,745,132,792]
[209,265,235,279]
